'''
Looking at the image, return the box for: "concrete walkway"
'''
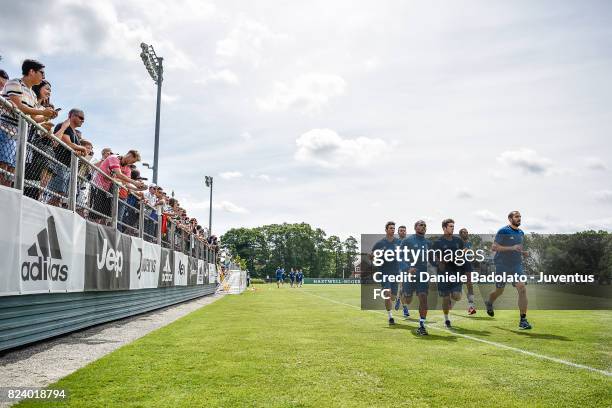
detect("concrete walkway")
[0,293,224,406]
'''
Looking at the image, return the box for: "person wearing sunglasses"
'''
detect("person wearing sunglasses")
[48,109,88,206]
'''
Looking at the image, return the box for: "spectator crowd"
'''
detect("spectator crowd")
[0,59,218,254]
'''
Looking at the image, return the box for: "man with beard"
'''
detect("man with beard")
[485,211,532,330]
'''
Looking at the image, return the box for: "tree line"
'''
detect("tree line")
[220,223,359,278]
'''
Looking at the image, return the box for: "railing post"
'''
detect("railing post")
[170,221,175,250]
[67,153,79,211]
[156,204,162,244]
[110,184,119,229]
[13,117,29,191]
[138,200,145,238]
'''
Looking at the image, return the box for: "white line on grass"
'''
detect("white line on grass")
[302,290,612,378]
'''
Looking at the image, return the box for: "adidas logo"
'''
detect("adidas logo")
[21,216,68,282]
[160,254,172,283]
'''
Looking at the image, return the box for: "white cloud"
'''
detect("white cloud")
[364,57,381,72]
[295,128,389,169]
[216,16,288,66]
[592,190,612,203]
[219,171,243,180]
[497,149,553,174]
[214,200,248,214]
[474,209,499,223]
[256,73,346,113]
[456,189,473,199]
[585,157,607,171]
[196,69,240,86]
[254,174,271,182]
[240,131,253,141]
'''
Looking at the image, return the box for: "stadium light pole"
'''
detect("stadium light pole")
[205,176,213,237]
[140,42,163,184]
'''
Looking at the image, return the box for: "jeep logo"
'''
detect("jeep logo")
[97,239,124,277]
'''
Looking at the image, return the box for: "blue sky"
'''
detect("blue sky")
[2,0,611,238]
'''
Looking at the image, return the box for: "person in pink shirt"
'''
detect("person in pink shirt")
[90,150,146,224]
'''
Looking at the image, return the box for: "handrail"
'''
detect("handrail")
[0,95,216,263]
[0,95,119,188]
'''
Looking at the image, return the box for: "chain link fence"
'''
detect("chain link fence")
[0,97,19,187]
[1,95,216,262]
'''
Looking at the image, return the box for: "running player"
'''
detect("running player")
[485,211,532,330]
[275,266,283,288]
[394,225,410,318]
[289,268,296,287]
[400,220,431,335]
[297,269,304,287]
[371,221,401,325]
[459,228,477,315]
[432,218,464,328]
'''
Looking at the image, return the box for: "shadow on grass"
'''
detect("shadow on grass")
[448,326,492,336]
[493,326,572,341]
[450,314,494,321]
[386,324,458,341]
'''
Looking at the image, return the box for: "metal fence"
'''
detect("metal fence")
[0,95,215,262]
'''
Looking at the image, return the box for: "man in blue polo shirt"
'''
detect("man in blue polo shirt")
[371,221,401,325]
[401,220,431,335]
[485,211,532,330]
[432,218,464,329]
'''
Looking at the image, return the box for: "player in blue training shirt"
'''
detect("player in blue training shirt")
[275,266,284,288]
[400,220,431,335]
[432,218,465,329]
[289,268,296,288]
[394,225,411,318]
[371,221,401,325]
[459,228,477,315]
[297,269,304,287]
[485,211,532,330]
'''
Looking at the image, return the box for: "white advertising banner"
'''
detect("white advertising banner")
[17,196,86,295]
[208,263,217,284]
[174,251,188,286]
[130,238,161,289]
[197,259,205,285]
[0,186,23,295]
[0,187,221,297]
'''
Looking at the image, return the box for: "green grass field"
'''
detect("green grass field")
[19,284,612,407]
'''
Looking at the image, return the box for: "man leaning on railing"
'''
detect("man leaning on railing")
[91,150,146,225]
[0,59,57,187]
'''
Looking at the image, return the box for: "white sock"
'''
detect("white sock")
[444,313,449,321]
[468,294,475,303]
[388,310,393,318]
[419,318,426,326]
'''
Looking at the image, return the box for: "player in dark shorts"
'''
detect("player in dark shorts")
[371,221,401,325]
[432,218,464,329]
[485,211,532,330]
[400,220,431,335]
[459,228,477,315]
[297,269,304,287]
[275,267,283,288]
[394,225,410,318]
[289,268,296,287]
